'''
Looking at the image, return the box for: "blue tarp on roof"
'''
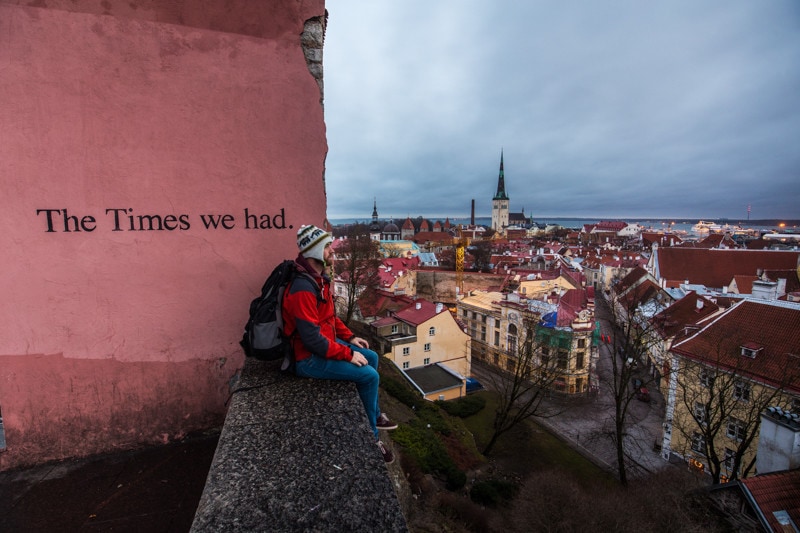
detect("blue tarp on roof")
[540,311,557,328]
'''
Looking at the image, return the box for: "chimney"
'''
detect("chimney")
[471,199,475,225]
[415,302,421,310]
[435,303,443,313]
[757,407,800,474]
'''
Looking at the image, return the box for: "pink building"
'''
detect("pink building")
[0,0,328,469]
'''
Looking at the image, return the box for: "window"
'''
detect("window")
[424,343,431,352]
[391,325,398,334]
[481,326,486,342]
[462,309,468,318]
[402,362,409,370]
[494,331,500,346]
[424,357,430,365]
[577,338,586,349]
[694,402,708,426]
[495,319,500,328]
[575,352,585,370]
[429,327,436,336]
[733,381,751,402]
[700,370,715,389]
[557,351,568,370]
[691,432,706,454]
[724,448,737,472]
[402,347,410,356]
[508,324,518,355]
[727,417,746,441]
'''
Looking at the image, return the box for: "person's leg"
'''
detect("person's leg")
[295,356,380,439]
[343,342,381,419]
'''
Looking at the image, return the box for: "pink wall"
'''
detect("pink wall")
[0,0,328,469]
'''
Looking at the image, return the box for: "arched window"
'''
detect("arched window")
[507,324,518,355]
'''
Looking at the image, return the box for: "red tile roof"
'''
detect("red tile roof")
[671,300,800,391]
[650,291,720,338]
[740,468,800,532]
[394,299,441,326]
[654,248,800,288]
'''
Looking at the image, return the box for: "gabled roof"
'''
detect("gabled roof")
[650,291,720,338]
[654,248,800,289]
[615,266,650,294]
[730,275,759,294]
[358,290,414,320]
[671,300,800,391]
[411,231,453,244]
[394,299,441,326]
[740,468,800,532]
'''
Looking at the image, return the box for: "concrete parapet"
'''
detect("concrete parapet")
[191,358,408,532]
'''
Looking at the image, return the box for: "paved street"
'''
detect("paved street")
[471,297,674,480]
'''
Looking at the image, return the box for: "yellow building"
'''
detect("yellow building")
[458,288,598,394]
[662,300,800,482]
[371,298,471,400]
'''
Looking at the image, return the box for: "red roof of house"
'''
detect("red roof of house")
[641,232,683,247]
[731,275,759,294]
[740,468,800,532]
[671,300,800,391]
[358,290,414,320]
[650,291,720,338]
[594,220,628,231]
[616,266,650,294]
[394,299,441,326]
[655,248,800,288]
[412,231,453,244]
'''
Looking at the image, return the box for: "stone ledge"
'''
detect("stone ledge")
[191,358,408,532]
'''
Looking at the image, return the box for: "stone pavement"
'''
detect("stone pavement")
[0,429,219,533]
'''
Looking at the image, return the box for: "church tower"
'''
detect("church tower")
[369,198,382,241]
[491,151,509,233]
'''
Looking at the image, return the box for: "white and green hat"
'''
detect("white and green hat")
[297,224,333,262]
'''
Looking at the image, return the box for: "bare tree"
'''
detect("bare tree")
[479,312,567,456]
[333,226,382,326]
[598,289,665,486]
[672,330,797,484]
[469,241,493,272]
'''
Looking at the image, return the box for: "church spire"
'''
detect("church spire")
[372,197,378,220]
[493,150,508,201]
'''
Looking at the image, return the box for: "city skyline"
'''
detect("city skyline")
[322,1,800,221]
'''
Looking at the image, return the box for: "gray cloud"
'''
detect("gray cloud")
[323,1,800,221]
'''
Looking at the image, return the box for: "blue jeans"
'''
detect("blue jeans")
[295,341,381,439]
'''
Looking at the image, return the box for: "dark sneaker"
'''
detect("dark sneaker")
[377,440,394,464]
[376,413,398,431]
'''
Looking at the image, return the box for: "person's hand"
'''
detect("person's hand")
[350,336,369,349]
[350,351,368,367]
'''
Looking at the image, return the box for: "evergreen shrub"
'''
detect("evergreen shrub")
[436,395,486,418]
[469,479,518,507]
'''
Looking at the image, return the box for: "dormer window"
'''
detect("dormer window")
[740,342,763,359]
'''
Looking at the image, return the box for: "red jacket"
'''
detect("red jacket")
[282,255,354,362]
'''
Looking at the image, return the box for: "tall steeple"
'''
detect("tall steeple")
[493,150,508,201]
[491,150,510,234]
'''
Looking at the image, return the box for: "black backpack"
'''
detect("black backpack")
[240,260,313,369]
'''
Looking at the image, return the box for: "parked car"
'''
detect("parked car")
[465,377,484,394]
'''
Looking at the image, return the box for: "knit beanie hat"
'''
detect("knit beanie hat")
[297,224,333,262]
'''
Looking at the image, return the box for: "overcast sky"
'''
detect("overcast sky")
[322,1,800,222]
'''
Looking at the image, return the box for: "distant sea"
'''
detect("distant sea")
[329,217,799,235]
